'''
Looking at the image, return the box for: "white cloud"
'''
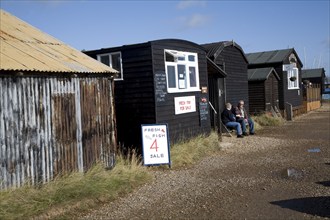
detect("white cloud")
[178,13,210,29]
[176,0,206,10]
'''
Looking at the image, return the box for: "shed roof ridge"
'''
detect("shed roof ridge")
[246,48,294,56]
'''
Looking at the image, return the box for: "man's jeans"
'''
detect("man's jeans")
[238,118,255,133]
[225,122,242,135]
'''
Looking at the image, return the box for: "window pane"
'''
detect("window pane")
[165,52,175,62]
[293,68,298,88]
[188,55,195,62]
[167,66,176,88]
[111,54,121,70]
[178,64,186,89]
[178,55,185,61]
[288,68,298,89]
[100,55,110,66]
[111,53,122,79]
[189,67,197,87]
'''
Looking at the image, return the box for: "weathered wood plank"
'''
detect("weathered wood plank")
[1,76,116,190]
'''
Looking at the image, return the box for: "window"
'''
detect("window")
[97,52,123,80]
[287,67,299,89]
[164,49,200,93]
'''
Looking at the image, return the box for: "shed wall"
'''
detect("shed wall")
[0,76,116,190]
[248,81,265,114]
[116,45,155,148]
[264,73,279,111]
[249,62,303,110]
[303,77,324,94]
[151,41,211,143]
[214,46,249,112]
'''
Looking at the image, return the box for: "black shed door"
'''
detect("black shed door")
[208,76,225,130]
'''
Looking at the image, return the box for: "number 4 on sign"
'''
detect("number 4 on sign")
[150,139,158,152]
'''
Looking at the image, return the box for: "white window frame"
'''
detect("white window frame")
[97,52,123,80]
[287,67,299,89]
[164,49,200,93]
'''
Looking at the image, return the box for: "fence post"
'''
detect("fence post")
[285,102,293,121]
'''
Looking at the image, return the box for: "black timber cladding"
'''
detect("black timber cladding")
[202,41,249,112]
[248,68,279,113]
[151,39,211,143]
[246,48,304,110]
[85,39,211,149]
[85,42,155,148]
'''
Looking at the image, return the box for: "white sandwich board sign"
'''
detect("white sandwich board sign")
[141,124,171,167]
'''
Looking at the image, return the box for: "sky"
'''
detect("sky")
[1,0,329,77]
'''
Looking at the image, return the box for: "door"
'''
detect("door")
[208,76,225,132]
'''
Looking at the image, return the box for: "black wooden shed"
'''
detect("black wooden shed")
[246,48,304,113]
[248,67,280,114]
[301,68,326,94]
[85,39,226,149]
[202,41,249,113]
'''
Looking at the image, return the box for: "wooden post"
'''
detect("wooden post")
[285,102,293,121]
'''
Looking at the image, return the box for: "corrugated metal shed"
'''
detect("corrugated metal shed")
[248,67,280,81]
[0,9,117,190]
[0,9,118,74]
[302,68,325,78]
[246,48,303,66]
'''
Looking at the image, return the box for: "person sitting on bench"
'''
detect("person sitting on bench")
[235,100,255,136]
[221,103,244,138]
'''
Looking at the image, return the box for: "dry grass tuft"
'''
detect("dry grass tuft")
[252,114,285,127]
[169,132,220,169]
[0,150,152,220]
[0,132,235,219]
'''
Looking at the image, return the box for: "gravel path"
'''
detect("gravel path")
[80,103,330,220]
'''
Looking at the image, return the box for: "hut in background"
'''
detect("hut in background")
[202,41,249,113]
[0,10,118,190]
[302,68,326,94]
[246,48,304,118]
[301,68,326,111]
[248,67,280,114]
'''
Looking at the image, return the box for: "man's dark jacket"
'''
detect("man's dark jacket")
[221,108,236,124]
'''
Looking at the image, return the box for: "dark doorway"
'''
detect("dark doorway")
[208,76,225,132]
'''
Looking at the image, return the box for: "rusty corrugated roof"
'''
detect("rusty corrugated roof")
[0,9,118,74]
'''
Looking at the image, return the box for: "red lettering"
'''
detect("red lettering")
[150,139,158,152]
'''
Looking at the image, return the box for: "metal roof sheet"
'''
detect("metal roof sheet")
[246,48,303,66]
[301,68,325,79]
[248,67,280,81]
[0,9,118,74]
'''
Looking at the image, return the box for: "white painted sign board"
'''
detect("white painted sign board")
[141,124,171,167]
[174,96,196,115]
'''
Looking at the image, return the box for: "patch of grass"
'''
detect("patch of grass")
[0,132,225,219]
[252,114,284,127]
[169,132,220,169]
[0,150,152,220]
